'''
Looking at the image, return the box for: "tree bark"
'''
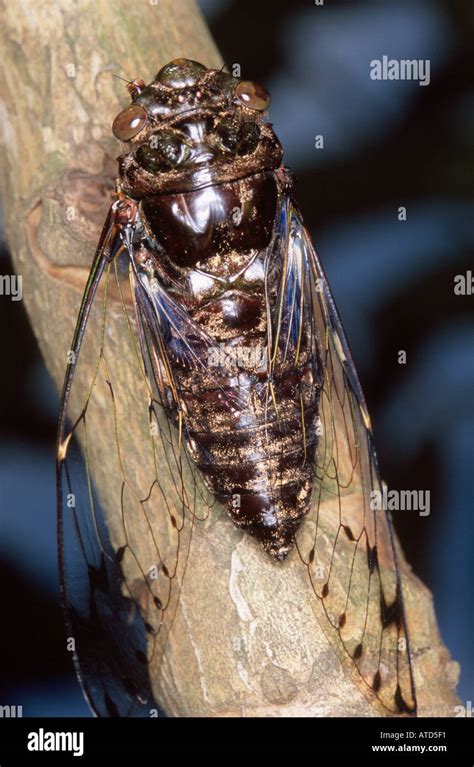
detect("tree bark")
[0,0,460,717]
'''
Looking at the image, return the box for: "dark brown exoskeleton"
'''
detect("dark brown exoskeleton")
[57,60,417,718]
[112,59,321,559]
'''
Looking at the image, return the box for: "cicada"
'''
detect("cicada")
[57,59,417,717]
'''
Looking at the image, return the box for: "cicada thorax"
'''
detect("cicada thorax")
[136,168,321,560]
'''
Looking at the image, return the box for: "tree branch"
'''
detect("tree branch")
[0,0,460,716]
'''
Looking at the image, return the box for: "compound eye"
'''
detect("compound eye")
[112,105,147,141]
[234,80,271,111]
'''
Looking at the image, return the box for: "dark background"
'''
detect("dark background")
[0,0,472,715]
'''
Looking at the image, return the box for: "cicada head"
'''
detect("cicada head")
[112,59,283,197]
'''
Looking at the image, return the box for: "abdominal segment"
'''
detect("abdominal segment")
[139,172,321,559]
[181,359,320,560]
[163,263,320,560]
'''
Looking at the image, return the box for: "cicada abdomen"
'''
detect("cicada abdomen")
[57,59,417,717]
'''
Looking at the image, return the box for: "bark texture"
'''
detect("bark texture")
[0,0,460,717]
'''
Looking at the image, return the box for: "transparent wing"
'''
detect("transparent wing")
[56,206,216,717]
[268,197,417,716]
